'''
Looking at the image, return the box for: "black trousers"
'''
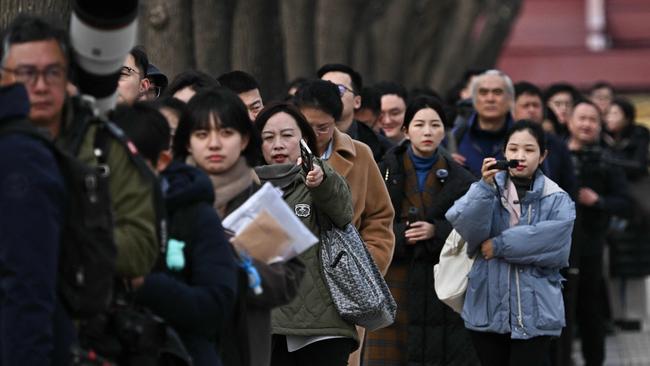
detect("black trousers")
[576,254,605,366]
[270,335,355,366]
[469,330,551,366]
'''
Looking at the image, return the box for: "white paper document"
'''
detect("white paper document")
[222,182,318,262]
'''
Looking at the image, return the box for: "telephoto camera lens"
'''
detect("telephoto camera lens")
[69,0,139,114]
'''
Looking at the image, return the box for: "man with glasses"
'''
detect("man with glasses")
[318,63,392,163]
[0,15,159,280]
[218,70,264,121]
[295,80,395,366]
[375,81,409,145]
[117,46,150,105]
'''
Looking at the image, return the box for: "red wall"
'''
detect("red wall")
[497,0,650,91]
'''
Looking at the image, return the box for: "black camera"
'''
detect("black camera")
[69,0,139,115]
[493,159,519,170]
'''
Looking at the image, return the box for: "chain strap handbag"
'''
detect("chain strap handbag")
[319,217,397,331]
[433,229,474,313]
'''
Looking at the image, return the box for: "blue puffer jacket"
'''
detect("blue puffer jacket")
[445,170,575,339]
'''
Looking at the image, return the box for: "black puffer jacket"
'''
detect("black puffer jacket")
[379,143,478,365]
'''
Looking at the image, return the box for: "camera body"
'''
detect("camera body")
[493,159,519,170]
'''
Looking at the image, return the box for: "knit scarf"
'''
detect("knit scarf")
[186,155,254,218]
[407,145,439,192]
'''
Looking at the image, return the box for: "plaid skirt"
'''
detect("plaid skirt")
[363,263,409,366]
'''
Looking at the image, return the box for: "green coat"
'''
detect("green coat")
[56,97,158,278]
[255,161,358,347]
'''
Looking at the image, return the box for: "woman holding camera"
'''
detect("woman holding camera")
[173,89,305,366]
[254,102,359,366]
[365,96,477,365]
[445,120,576,366]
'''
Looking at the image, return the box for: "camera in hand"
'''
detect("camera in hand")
[493,159,520,170]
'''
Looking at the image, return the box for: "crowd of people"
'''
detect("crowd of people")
[1,12,649,366]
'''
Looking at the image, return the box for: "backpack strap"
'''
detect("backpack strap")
[92,119,169,263]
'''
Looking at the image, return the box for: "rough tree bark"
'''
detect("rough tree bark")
[368,0,418,83]
[232,0,286,100]
[139,0,194,81]
[0,0,71,30]
[401,0,453,87]
[429,0,484,94]
[350,0,390,85]
[315,0,363,67]
[470,0,523,69]
[280,0,316,82]
[192,0,235,77]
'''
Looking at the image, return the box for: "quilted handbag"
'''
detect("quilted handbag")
[320,223,397,331]
[433,229,474,313]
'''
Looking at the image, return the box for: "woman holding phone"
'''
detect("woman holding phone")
[254,102,359,366]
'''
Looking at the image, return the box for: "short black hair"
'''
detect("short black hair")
[130,45,149,78]
[590,81,614,94]
[254,102,319,158]
[358,86,381,114]
[293,79,343,121]
[217,70,260,94]
[514,81,543,100]
[153,96,191,138]
[164,70,220,98]
[1,14,69,65]
[409,87,442,101]
[173,87,260,166]
[374,81,408,103]
[505,119,547,153]
[572,98,601,119]
[403,95,447,130]
[543,82,581,104]
[610,97,636,123]
[111,102,170,165]
[316,63,363,93]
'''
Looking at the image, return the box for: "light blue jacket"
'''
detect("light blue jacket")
[445,170,575,339]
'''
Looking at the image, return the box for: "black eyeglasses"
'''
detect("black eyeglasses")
[1,65,66,86]
[336,84,355,97]
[120,66,141,79]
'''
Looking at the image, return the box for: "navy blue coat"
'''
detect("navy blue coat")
[134,161,238,366]
[451,113,514,177]
[0,84,75,365]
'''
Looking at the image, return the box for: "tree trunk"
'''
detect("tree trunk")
[280,0,316,82]
[350,0,390,86]
[368,0,417,83]
[0,0,71,31]
[232,0,286,100]
[192,0,234,77]
[470,0,523,69]
[139,0,194,81]
[315,0,358,67]
[429,0,483,95]
[401,0,453,88]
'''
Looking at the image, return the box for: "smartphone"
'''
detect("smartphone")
[299,139,313,173]
[493,159,519,170]
[407,207,419,227]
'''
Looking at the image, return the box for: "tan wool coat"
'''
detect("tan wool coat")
[327,128,396,275]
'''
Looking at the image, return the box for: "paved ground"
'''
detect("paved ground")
[573,330,650,365]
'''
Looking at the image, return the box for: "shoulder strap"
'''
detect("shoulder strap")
[93,119,169,258]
